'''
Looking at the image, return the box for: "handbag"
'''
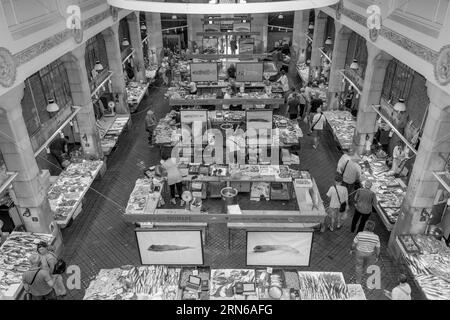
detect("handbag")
[311,113,323,130]
[334,185,347,212]
[24,269,41,300]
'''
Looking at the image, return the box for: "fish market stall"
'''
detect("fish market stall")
[126,81,149,113]
[397,234,450,300]
[296,63,309,83]
[97,115,130,155]
[296,272,349,300]
[209,269,257,300]
[83,265,181,300]
[47,160,104,228]
[357,156,407,231]
[323,111,356,152]
[0,232,57,300]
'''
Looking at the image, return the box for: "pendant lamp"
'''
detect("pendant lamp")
[325,37,333,45]
[46,99,59,113]
[393,98,406,112]
[94,60,104,71]
[121,38,129,46]
[350,59,359,70]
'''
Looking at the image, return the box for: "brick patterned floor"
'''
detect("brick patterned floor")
[60,63,422,300]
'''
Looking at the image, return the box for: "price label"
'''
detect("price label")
[266,267,273,274]
[192,269,199,276]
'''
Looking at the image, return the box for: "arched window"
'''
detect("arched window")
[345,32,368,79]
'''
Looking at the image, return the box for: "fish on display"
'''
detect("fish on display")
[252,245,299,254]
[147,244,194,251]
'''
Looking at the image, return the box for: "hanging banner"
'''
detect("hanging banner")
[204,24,221,32]
[239,38,254,54]
[236,62,263,82]
[233,22,251,32]
[190,62,218,82]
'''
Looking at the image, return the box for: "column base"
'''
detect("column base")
[388,205,429,259]
[17,200,53,234]
[326,92,341,110]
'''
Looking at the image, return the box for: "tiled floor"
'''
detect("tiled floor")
[61,60,422,300]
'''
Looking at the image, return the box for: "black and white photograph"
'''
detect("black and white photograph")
[0,0,449,306]
[135,229,204,265]
[246,231,313,267]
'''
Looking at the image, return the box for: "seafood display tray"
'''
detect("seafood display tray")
[0,232,54,299]
[84,267,356,300]
[48,160,104,228]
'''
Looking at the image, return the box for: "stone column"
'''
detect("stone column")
[388,83,450,258]
[187,14,203,52]
[146,12,163,65]
[327,22,352,109]
[310,11,327,69]
[251,13,268,53]
[61,44,103,159]
[102,24,129,114]
[0,84,53,233]
[292,10,310,63]
[354,42,392,154]
[127,12,145,81]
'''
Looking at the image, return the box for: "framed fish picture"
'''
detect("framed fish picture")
[246,231,313,267]
[135,229,204,265]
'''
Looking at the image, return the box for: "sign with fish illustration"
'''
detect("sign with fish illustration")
[239,38,254,55]
[233,22,251,33]
[246,231,313,267]
[190,62,218,82]
[135,229,204,265]
[236,62,263,82]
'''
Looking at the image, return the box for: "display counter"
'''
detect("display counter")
[357,156,407,231]
[97,115,130,155]
[47,160,104,228]
[126,81,149,113]
[397,234,450,300]
[153,111,302,148]
[0,232,56,300]
[296,63,309,83]
[83,265,181,300]
[323,110,356,152]
[85,266,357,300]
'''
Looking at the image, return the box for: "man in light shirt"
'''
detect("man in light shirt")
[311,106,326,149]
[384,274,412,300]
[337,152,361,197]
[351,220,380,284]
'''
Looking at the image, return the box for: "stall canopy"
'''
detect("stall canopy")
[107,0,340,14]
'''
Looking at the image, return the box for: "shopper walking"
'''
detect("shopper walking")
[298,88,308,120]
[324,176,348,231]
[230,37,238,55]
[277,69,290,116]
[287,87,300,120]
[22,253,56,300]
[337,153,361,198]
[350,220,380,284]
[307,93,323,135]
[145,109,157,144]
[311,106,325,149]
[351,180,377,233]
[161,153,184,206]
[384,274,412,300]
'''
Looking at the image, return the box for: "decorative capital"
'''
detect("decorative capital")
[335,0,344,20]
[434,45,450,86]
[0,47,17,88]
[110,5,118,21]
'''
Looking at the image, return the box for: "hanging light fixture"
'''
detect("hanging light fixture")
[325,37,333,45]
[350,59,359,70]
[172,15,177,20]
[121,37,129,46]
[94,60,104,71]
[278,13,284,19]
[308,23,314,30]
[46,99,59,113]
[140,24,147,30]
[393,98,406,112]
